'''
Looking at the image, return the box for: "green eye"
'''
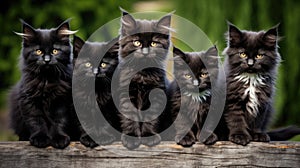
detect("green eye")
[35,49,43,56]
[133,40,141,47]
[85,62,91,67]
[256,54,264,59]
[184,74,192,79]
[239,52,247,58]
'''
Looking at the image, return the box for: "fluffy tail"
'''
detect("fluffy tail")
[267,125,300,141]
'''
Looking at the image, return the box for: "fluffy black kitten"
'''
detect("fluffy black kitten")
[116,9,171,149]
[168,46,219,147]
[72,36,119,147]
[223,23,281,145]
[9,19,75,149]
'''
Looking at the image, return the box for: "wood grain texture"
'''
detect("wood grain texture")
[0,141,299,168]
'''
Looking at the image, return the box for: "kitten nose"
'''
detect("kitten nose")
[142,47,149,55]
[193,79,199,86]
[247,59,254,66]
[93,67,99,75]
[44,55,51,62]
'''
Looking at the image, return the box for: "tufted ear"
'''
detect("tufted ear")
[56,19,77,41]
[14,19,36,42]
[73,35,85,59]
[227,22,243,47]
[120,8,136,36]
[263,24,279,48]
[173,46,189,63]
[205,45,218,57]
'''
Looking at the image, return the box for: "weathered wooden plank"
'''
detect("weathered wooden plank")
[0,141,299,168]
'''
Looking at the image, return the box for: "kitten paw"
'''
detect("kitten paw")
[98,133,116,145]
[252,133,270,142]
[29,133,51,148]
[175,134,195,147]
[203,133,218,145]
[80,134,98,148]
[141,134,161,147]
[51,134,70,149]
[229,134,251,146]
[121,134,141,150]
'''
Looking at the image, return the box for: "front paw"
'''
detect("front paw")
[141,134,161,147]
[80,134,98,148]
[51,133,70,149]
[253,132,270,142]
[203,133,218,145]
[229,133,251,146]
[98,132,116,145]
[175,134,195,147]
[30,133,51,148]
[121,134,141,150]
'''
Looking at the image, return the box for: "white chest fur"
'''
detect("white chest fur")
[234,73,266,117]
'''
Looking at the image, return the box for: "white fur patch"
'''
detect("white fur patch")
[183,90,211,103]
[234,73,266,117]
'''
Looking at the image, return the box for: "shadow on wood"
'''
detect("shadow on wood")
[0,141,299,167]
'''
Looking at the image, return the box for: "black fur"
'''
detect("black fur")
[168,46,219,147]
[9,20,74,149]
[116,9,171,149]
[223,23,281,145]
[72,36,120,147]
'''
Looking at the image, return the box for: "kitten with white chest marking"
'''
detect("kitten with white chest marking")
[223,22,281,145]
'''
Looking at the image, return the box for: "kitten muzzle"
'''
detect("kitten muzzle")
[247,59,254,66]
[142,47,149,55]
[193,79,199,86]
[93,67,99,75]
[44,55,51,62]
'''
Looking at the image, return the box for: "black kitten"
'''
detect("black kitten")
[9,19,75,149]
[116,9,171,149]
[168,46,219,147]
[223,23,281,145]
[72,36,119,147]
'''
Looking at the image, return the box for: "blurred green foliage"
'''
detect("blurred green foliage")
[0,0,299,140]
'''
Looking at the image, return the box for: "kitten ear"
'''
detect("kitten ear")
[205,45,218,57]
[120,8,136,36]
[227,22,243,46]
[73,35,85,59]
[263,24,279,47]
[173,46,189,63]
[14,19,36,40]
[56,19,77,39]
[157,14,171,29]
[107,36,120,54]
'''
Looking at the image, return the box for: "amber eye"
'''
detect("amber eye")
[35,49,43,56]
[133,40,141,47]
[52,49,59,55]
[150,42,157,47]
[239,52,247,58]
[100,63,107,68]
[184,74,192,79]
[256,54,264,59]
[201,73,208,78]
[85,62,91,68]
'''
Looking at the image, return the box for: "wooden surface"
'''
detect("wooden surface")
[0,141,299,168]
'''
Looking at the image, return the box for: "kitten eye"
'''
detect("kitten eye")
[256,54,264,59]
[239,52,247,58]
[201,73,208,78]
[184,74,192,79]
[133,40,141,47]
[150,42,157,47]
[85,62,91,68]
[100,63,107,68]
[52,49,59,55]
[35,49,43,56]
